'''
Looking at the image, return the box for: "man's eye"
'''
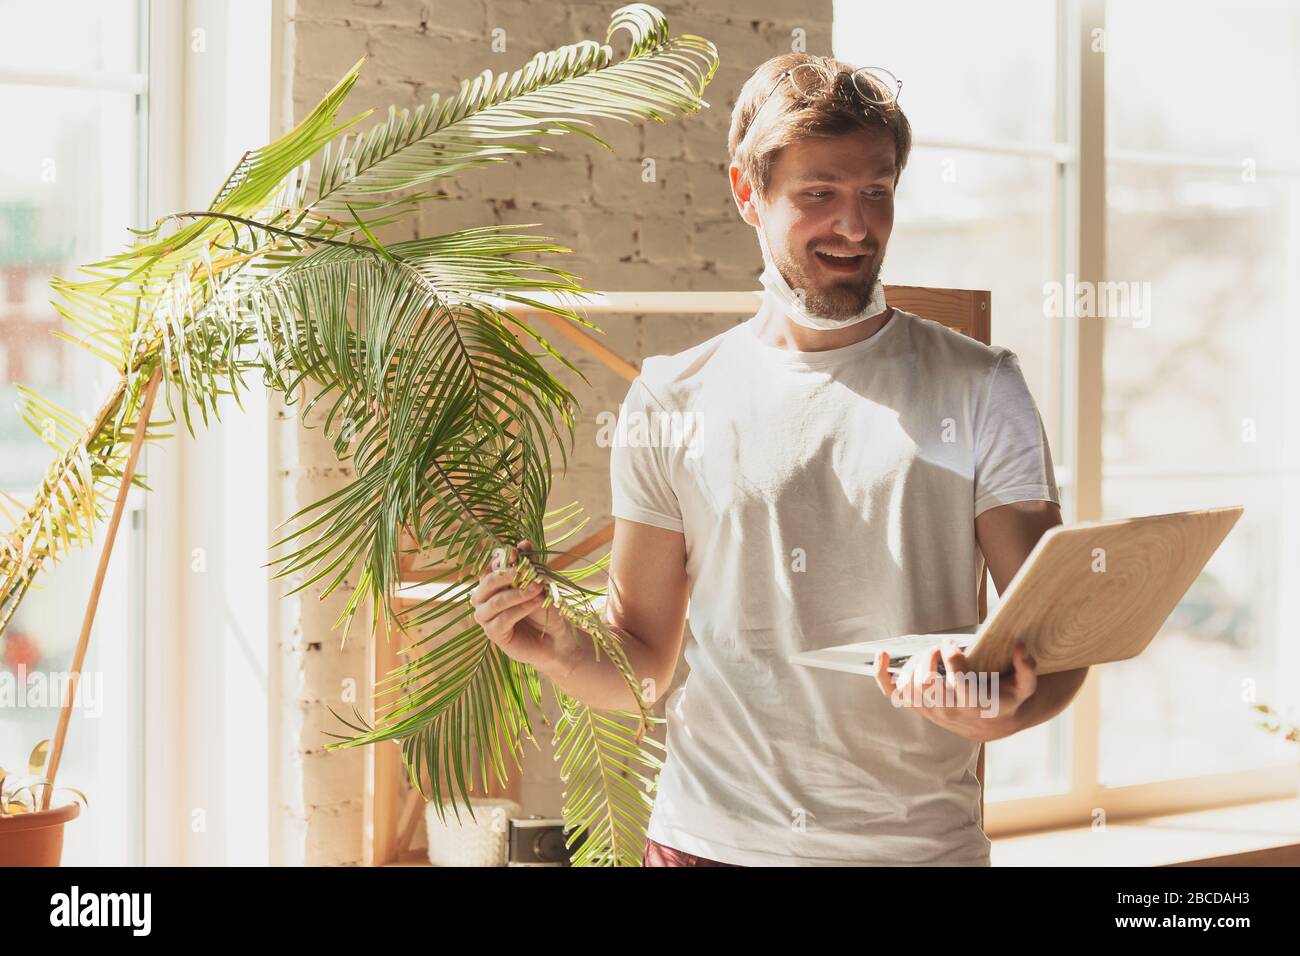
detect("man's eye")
[806,190,887,200]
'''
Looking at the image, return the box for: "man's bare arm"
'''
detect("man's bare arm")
[974,498,1088,734]
[976,498,1062,596]
[540,517,689,712]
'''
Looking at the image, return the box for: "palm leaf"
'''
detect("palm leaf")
[307,3,716,217]
[553,688,666,866]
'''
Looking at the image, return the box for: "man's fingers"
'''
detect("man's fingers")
[474,564,517,606]
[486,592,546,645]
[1012,642,1038,700]
[887,652,921,707]
[939,639,971,681]
[473,567,542,611]
[491,540,530,572]
[483,540,535,597]
[874,650,897,699]
[900,646,940,708]
[510,578,545,606]
[911,646,941,686]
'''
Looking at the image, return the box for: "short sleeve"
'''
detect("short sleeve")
[973,349,1061,517]
[609,376,685,533]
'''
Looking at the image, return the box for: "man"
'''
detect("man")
[471,53,1088,866]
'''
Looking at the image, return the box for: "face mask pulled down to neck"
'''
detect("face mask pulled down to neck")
[755,219,888,332]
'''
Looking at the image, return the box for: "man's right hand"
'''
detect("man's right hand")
[470,539,574,674]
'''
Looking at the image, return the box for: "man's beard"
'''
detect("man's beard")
[774,246,884,320]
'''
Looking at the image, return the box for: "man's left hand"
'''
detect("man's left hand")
[872,638,1038,742]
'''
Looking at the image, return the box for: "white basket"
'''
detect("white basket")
[425,797,520,867]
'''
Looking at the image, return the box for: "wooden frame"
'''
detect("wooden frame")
[365,285,994,865]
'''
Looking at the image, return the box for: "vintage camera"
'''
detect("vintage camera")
[507,816,587,866]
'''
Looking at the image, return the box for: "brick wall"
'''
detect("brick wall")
[279,0,833,864]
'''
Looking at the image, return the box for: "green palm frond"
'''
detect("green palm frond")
[553,688,666,867]
[307,3,715,218]
[0,377,168,635]
[0,3,718,866]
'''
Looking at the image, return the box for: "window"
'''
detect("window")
[0,0,148,865]
[835,0,1300,826]
[1099,0,1300,787]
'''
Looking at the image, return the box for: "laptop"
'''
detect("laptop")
[789,506,1244,679]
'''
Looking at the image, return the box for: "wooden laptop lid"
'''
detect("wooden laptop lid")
[965,506,1244,676]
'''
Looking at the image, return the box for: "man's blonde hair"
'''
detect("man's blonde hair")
[728,53,913,200]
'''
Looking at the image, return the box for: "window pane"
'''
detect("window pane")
[987,716,1070,800]
[0,0,139,76]
[0,527,140,866]
[1103,165,1293,473]
[1106,0,1300,165]
[887,147,1064,457]
[1099,476,1295,784]
[1101,159,1300,784]
[834,0,1058,145]
[0,85,138,479]
[0,81,142,863]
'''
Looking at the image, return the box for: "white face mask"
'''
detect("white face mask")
[755,217,887,331]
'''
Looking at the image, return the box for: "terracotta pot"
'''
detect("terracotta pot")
[0,801,81,866]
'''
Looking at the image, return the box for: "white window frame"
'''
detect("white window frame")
[140,0,275,866]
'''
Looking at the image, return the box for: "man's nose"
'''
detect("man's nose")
[831,199,870,243]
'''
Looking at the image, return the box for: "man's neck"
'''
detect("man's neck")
[749,294,894,353]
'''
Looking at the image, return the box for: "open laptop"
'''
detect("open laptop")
[789,506,1244,679]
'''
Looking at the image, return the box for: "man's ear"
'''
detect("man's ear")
[729,164,761,228]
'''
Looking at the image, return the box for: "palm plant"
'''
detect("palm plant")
[0,3,718,867]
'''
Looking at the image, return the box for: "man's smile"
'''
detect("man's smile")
[813,249,869,273]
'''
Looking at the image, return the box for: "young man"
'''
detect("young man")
[472,53,1088,866]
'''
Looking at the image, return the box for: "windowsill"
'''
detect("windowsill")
[383,798,1300,867]
[991,797,1300,866]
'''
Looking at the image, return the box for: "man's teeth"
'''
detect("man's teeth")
[819,252,859,258]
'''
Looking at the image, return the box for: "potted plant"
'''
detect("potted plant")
[0,3,716,866]
[0,741,87,866]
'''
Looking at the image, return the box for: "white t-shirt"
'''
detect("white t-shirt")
[609,306,1060,866]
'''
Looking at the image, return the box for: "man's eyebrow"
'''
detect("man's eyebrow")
[792,164,896,184]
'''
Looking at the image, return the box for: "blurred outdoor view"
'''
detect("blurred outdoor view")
[836,0,1300,800]
[0,0,144,864]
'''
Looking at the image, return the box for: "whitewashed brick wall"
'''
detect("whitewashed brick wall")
[278,0,832,864]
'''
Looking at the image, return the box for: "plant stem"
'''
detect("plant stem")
[40,366,163,810]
